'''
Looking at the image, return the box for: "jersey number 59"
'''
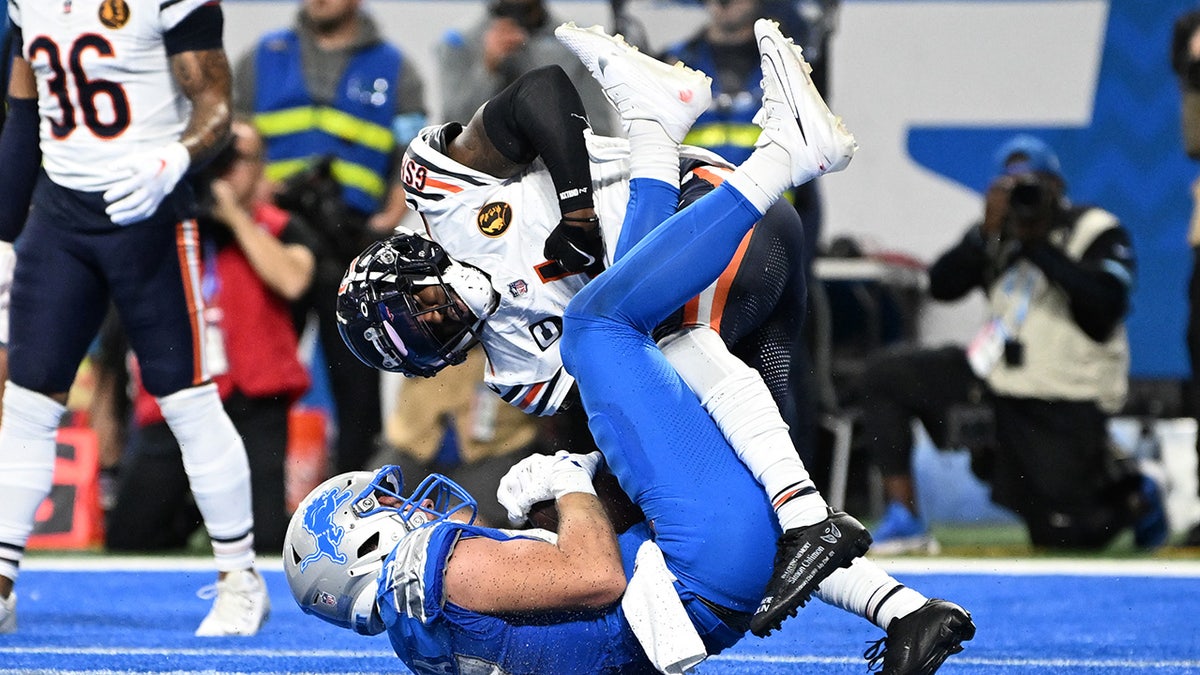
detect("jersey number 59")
[401,158,427,191]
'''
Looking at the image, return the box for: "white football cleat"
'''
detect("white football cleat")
[555,22,712,143]
[0,591,15,634]
[194,568,270,637]
[753,18,857,184]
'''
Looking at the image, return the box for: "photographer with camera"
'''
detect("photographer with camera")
[852,134,1167,553]
[102,119,316,555]
[233,0,428,474]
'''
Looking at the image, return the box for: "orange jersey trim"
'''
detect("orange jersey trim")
[681,227,753,331]
[519,381,546,409]
[174,220,205,386]
[424,176,464,194]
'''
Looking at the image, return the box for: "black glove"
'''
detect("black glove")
[544,217,605,275]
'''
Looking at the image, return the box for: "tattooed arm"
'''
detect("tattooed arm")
[171,47,233,167]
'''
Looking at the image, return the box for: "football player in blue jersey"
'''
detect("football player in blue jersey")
[284,20,974,675]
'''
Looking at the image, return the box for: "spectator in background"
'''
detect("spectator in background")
[1171,8,1200,547]
[661,0,835,253]
[104,120,316,554]
[436,0,617,134]
[660,0,836,464]
[232,0,428,473]
[853,135,1167,553]
[368,349,549,528]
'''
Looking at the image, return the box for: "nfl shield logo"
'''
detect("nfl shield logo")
[508,280,528,298]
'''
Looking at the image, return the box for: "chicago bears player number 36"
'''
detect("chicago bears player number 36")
[0,0,269,637]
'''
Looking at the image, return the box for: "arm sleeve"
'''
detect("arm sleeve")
[1020,226,1133,342]
[160,0,218,35]
[927,225,991,301]
[0,94,40,242]
[162,1,222,56]
[481,65,594,214]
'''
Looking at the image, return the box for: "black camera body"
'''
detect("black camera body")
[1007,174,1047,219]
[1004,172,1061,239]
[191,136,241,219]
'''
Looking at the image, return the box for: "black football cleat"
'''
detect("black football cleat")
[864,598,976,674]
[750,509,872,637]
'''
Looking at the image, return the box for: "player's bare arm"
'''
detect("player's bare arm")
[443,492,625,614]
[170,48,233,165]
[7,57,36,99]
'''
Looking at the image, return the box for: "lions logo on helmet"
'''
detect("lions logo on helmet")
[299,487,353,572]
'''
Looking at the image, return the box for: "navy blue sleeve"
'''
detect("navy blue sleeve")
[1020,224,1133,342]
[0,95,40,242]
[163,2,223,56]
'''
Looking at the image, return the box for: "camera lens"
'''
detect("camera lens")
[1009,181,1043,208]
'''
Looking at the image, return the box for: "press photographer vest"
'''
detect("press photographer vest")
[985,208,1129,412]
[252,30,400,215]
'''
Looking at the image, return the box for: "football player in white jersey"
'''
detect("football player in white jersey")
[336,21,974,645]
[0,0,268,635]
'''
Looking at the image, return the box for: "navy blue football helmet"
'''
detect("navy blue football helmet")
[337,231,498,377]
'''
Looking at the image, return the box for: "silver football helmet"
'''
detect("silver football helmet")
[283,465,477,635]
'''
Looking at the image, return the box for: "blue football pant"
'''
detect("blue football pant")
[562,179,780,614]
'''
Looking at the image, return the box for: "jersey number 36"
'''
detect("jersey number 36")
[28,34,132,140]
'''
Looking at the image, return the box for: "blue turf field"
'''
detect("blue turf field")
[0,557,1197,674]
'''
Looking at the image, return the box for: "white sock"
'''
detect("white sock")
[724,143,794,215]
[158,383,255,572]
[0,383,64,583]
[816,558,929,629]
[626,119,681,185]
[659,327,828,529]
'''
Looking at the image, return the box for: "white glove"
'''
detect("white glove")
[0,240,14,345]
[103,142,191,225]
[497,450,604,526]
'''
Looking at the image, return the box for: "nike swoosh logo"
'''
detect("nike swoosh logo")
[567,240,597,268]
[758,43,807,145]
[598,56,609,75]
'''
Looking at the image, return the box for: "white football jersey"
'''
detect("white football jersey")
[402,124,732,416]
[9,0,209,191]
[403,124,632,415]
